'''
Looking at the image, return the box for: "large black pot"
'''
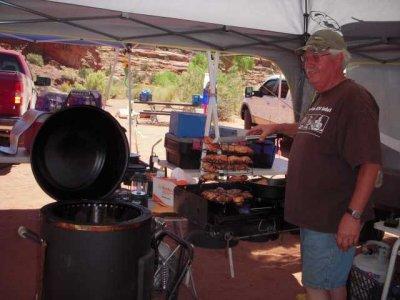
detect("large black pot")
[40,201,154,300]
[31,105,129,201]
[23,106,155,300]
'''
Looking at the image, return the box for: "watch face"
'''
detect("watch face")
[352,211,362,219]
[347,208,361,219]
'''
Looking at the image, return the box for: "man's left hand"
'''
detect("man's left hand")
[335,214,361,251]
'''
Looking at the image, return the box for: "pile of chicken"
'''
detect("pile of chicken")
[200,137,254,183]
[201,187,253,205]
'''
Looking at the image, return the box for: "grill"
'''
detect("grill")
[174,182,286,239]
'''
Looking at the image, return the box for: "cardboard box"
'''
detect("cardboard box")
[152,177,187,207]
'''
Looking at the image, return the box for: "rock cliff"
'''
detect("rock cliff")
[1,40,279,88]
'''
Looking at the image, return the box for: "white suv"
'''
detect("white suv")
[240,75,294,129]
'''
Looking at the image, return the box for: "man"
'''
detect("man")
[248,29,381,300]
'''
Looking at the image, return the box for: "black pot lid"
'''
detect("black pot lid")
[31,106,129,201]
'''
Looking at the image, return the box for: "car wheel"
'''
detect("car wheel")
[244,109,253,129]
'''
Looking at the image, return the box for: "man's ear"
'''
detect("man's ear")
[337,52,345,65]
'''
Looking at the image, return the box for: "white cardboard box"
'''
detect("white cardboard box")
[152,177,186,207]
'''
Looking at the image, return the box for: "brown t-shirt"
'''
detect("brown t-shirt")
[284,79,381,233]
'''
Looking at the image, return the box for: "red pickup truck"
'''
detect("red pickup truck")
[0,49,50,136]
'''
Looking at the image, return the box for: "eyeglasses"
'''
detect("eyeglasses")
[300,48,331,63]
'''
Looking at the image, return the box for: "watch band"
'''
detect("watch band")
[346,207,362,220]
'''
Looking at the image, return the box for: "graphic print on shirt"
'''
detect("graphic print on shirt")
[298,105,332,137]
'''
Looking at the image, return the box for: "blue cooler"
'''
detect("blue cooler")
[250,138,276,168]
[139,89,152,102]
[192,94,201,106]
[169,112,206,138]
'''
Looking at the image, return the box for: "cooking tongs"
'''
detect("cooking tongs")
[215,134,277,144]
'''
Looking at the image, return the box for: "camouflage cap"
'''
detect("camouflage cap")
[296,29,346,54]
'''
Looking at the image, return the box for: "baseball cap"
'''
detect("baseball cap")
[296,29,346,54]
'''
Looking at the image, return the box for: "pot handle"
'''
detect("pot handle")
[18,226,46,300]
[18,226,45,245]
[153,230,194,300]
[153,229,193,260]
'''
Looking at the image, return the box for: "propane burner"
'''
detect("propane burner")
[46,202,142,225]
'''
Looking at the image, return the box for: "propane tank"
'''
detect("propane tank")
[353,240,390,284]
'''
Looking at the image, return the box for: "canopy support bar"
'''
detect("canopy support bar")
[122,14,224,50]
[122,27,225,41]
[228,29,294,53]
[0,15,121,25]
[0,0,121,41]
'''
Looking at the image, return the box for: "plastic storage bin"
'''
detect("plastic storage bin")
[66,90,102,108]
[169,112,206,138]
[35,92,67,112]
[165,133,202,169]
[250,138,276,168]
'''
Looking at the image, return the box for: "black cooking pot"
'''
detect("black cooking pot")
[31,105,128,200]
[18,106,192,300]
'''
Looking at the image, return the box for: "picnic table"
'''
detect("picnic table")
[134,100,200,124]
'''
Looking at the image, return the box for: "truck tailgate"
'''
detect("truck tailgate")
[0,71,22,117]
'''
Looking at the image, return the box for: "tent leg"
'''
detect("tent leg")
[126,46,133,153]
[200,51,220,174]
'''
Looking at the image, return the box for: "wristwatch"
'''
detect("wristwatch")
[346,207,362,220]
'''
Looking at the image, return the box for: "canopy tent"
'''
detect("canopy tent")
[0,0,399,171]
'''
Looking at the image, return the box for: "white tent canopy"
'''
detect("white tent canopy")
[0,0,399,170]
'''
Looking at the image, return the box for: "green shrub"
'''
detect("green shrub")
[59,82,71,93]
[233,56,255,73]
[189,53,208,71]
[176,64,204,102]
[72,82,85,91]
[109,79,127,99]
[26,53,44,67]
[78,67,93,79]
[152,71,179,87]
[61,67,79,83]
[152,86,178,102]
[216,66,245,120]
[84,71,107,94]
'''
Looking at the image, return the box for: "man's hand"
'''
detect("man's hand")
[336,214,361,251]
[246,124,277,141]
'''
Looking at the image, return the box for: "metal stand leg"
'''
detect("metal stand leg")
[184,267,198,299]
[381,238,400,300]
[227,246,235,278]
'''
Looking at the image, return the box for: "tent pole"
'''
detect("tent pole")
[204,50,220,140]
[296,0,310,121]
[127,45,133,153]
[200,50,220,175]
[104,48,119,107]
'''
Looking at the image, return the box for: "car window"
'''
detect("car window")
[260,79,277,96]
[0,54,22,72]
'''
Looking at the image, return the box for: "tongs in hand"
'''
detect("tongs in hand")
[215,134,277,144]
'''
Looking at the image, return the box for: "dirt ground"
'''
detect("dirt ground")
[0,99,305,299]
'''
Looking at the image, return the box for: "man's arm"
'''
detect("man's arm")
[336,163,381,251]
[247,123,298,139]
[274,123,299,138]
